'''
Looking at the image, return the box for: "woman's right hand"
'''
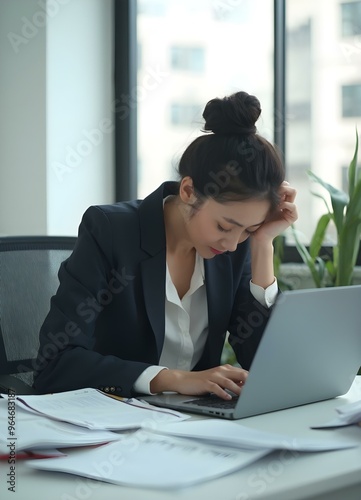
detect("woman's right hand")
[150,364,248,400]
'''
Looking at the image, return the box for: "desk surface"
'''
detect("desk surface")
[1,377,361,500]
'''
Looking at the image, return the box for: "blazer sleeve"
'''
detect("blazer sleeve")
[226,249,274,370]
[33,206,154,397]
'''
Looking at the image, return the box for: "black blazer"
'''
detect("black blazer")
[33,182,272,397]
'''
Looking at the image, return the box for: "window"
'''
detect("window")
[341,1,361,37]
[342,84,361,117]
[170,103,202,126]
[137,0,166,17]
[287,101,311,121]
[286,0,361,244]
[136,0,274,199]
[129,1,361,246]
[170,47,205,72]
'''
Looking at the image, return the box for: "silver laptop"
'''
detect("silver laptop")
[142,285,361,419]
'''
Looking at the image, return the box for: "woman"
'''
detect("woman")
[33,90,297,401]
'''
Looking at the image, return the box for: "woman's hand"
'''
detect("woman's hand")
[249,181,298,289]
[150,364,248,400]
[252,181,298,244]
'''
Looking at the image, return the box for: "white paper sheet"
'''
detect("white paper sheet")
[312,399,361,428]
[0,448,65,460]
[0,399,120,453]
[336,399,361,421]
[3,388,188,430]
[142,419,358,451]
[26,430,270,489]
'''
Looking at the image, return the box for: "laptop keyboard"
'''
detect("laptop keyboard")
[183,395,239,409]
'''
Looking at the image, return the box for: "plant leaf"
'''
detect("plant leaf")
[349,128,359,196]
[337,219,361,286]
[345,165,361,225]
[325,259,336,284]
[291,226,323,287]
[314,256,325,284]
[309,213,331,260]
[310,191,331,214]
[307,170,349,237]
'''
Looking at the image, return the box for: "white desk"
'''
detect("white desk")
[1,377,361,500]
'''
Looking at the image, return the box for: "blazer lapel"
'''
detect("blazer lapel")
[141,251,166,359]
[138,182,178,359]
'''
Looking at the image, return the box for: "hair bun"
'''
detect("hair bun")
[203,91,261,136]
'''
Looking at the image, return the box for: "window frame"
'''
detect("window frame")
[113,0,361,266]
[114,0,138,201]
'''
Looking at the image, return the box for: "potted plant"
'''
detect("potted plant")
[292,131,360,288]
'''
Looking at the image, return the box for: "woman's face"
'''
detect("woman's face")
[184,196,271,259]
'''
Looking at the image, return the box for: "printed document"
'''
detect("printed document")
[26,430,270,488]
[0,398,120,453]
[141,419,358,451]
[6,388,188,430]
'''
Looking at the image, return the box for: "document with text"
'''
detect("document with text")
[0,398,120,454]
[26,430,270,488]
[3,388,188,430]
[141,419,358,451]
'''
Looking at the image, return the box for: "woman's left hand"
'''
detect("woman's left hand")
[251,181,298,244]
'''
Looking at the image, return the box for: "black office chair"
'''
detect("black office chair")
[0,236,76,394]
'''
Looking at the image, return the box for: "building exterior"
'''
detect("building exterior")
[137,0,361,243]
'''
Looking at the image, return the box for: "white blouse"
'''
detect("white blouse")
[133,252,278,395]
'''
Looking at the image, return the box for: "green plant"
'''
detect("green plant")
[293,130,360,287]
[273,235,297,290]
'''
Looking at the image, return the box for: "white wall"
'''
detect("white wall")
[0,0,47,235]
[0,0,114,236]
[46,0,114,235]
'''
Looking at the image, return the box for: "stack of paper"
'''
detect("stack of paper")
[1,387,358,489]
[0,388,188,461]
[0,398,120,456]
[141,419,358,451]
[26,430,270,489]
[25,419,358,488]
[8,388,189,430]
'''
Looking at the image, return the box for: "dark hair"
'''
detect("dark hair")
[177,91,285,211]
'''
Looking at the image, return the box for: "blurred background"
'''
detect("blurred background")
[0,0,360,248]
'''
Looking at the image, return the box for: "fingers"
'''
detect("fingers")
[166,366,249,401]
[206,365,249,400]
[279,200,298,223]
[278,181,298,225]
[279,181,297,203]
